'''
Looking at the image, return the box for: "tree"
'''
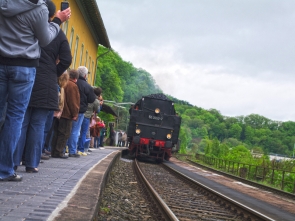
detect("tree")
[228,145,252,162]
[229,123,242,139]
[244,125,254,144]
[178,127,188,154]
[211,138,220,157]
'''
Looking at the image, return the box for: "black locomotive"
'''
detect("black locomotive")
[127,93,181,161]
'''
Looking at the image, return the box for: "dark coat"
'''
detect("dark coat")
[76,77,96,113]
[29,30,72,110]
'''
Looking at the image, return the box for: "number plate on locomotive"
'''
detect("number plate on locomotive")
[148,115,163,121]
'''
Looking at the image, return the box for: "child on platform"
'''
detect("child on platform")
[90,117,105,148]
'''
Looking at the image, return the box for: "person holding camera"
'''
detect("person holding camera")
[0,0,71,181]
[14,0,72,173]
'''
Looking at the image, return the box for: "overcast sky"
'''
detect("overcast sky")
[97,0,295,122]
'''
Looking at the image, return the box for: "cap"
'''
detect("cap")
[77,66,89,77]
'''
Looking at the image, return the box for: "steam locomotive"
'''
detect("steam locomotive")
[126,93,181,161]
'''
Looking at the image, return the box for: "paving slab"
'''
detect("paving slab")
[0,147,119,221]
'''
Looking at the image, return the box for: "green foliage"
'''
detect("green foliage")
[96,46,162,103]
[227,145,253,163]
[211,138,220,157]
[178,127,188,154]
[229,123,242,139]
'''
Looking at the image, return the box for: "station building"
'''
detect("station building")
[52,0,111,86]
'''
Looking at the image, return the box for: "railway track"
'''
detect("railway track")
[134,159,274,221]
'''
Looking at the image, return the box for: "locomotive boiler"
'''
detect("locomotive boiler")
[127,93,181,161]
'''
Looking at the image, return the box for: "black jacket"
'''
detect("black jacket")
[29,30,72,110]
[77,77,96,113]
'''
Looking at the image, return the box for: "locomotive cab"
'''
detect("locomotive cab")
[127,94,181,161]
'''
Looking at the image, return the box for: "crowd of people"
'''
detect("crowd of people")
[0,0,106,182]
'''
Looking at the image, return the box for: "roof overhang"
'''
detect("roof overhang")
[75,0,111,48]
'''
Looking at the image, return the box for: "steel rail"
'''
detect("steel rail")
[133,159,179,221]
[162,163,275,221]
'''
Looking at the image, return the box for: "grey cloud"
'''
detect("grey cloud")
[98,0,295,120]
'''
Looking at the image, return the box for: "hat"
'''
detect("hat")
[46,0,56,18]
[77,66,90,77]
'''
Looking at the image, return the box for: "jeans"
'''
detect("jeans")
[0,101,7,132]
[42,110,54,152]
[77,117,90,153]
[67,113,84,154]
[0,65,36,179]
[14,107,49,168]
[94,136,100,148]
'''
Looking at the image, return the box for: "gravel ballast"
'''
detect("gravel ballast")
[97,158,159,221]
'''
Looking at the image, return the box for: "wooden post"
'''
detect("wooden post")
[281,171,285,191]
[271,169,274,184]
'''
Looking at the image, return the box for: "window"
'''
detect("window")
[85,50,88,67]
[62,21,69,36]
[92,61,94,75]
[79,44,84,66]
[88,57,91,82]
[72,36,79,68]
[92,61,95,84]
[69,27,74,49]
[88,57,91,71]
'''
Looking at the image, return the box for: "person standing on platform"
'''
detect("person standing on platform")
[77,87,102,155]
[67,66,96,157]
[51,70,80,159]
[43,72,69,155]
[90,117,105,149]
[0,0,71,181]
[99,120,106,147]
[121,131,127,147]
[14,0,72,173]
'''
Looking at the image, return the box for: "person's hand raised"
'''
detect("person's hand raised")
[55,7,71,23]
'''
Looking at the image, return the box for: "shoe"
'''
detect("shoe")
[78,151,87,156]
[69,153,80,158]
[88,149,92,152]
[52,154,68,159]
[44,149,51,155]
[41,154,50,160]
[26,167,38,173]
[0,173,22,182]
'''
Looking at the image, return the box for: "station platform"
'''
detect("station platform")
[164,158,295,221]
[0,147,122,221]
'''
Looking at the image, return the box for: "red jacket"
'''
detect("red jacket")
[90,122,104,137]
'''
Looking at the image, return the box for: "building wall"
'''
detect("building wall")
[52,0,98,85]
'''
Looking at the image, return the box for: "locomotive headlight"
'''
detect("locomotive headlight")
[135,128,141,134]
[155,108,160,114]
[167,133,172,139]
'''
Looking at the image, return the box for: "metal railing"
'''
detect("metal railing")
[195,154,295,193]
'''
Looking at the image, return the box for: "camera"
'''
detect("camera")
[61,1,69,11]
